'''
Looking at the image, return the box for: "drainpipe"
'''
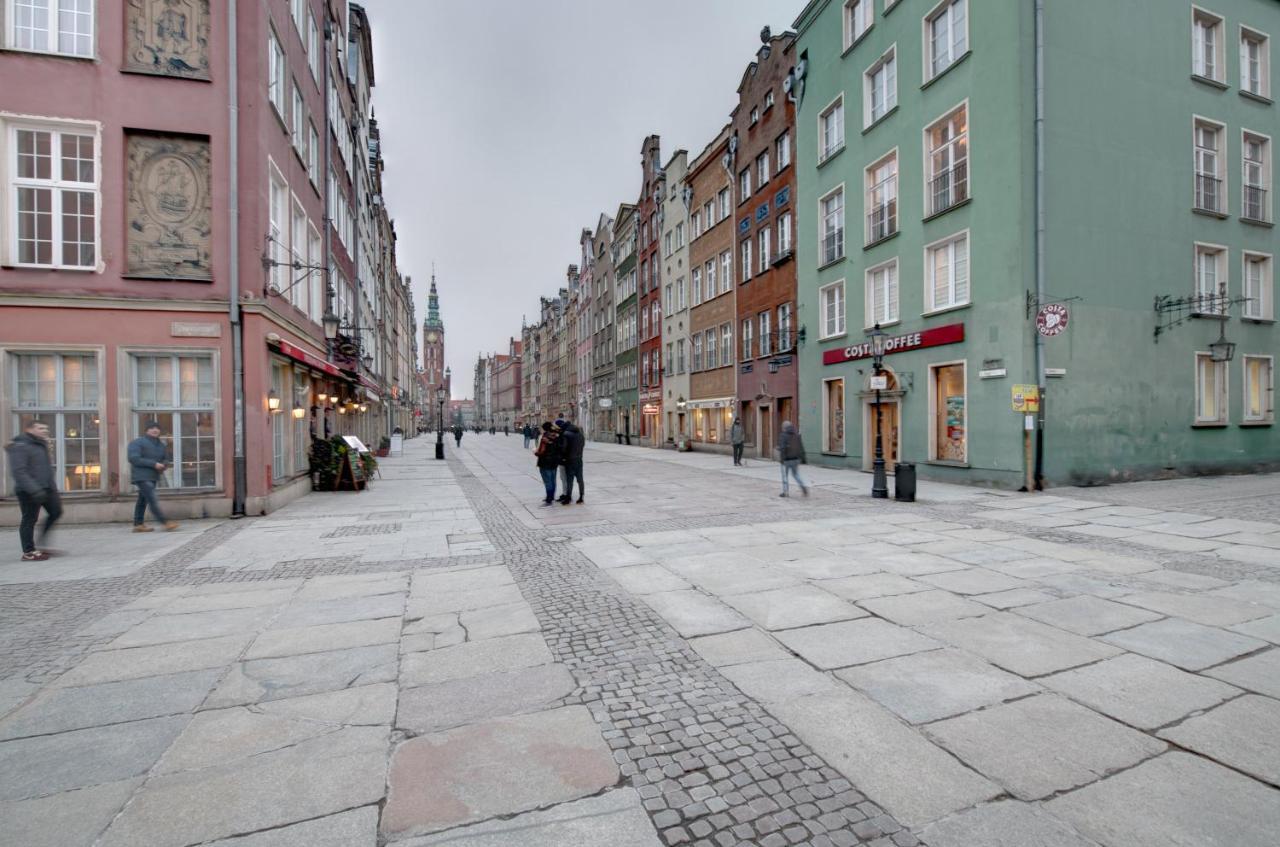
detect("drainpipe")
[228,0,247,516]
[1033,0,1047,490]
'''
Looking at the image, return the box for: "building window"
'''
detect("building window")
[675,222,685,247]
[776,131,791,171]
[10,352,100,492]
[926,231,969,311]
[1242,131,1271,223]
[750,106,760,125]
[758,226,771,273]
[1244,356,1274,424]
[866,260,899,326]
[765,90,775,110]
[739,168,751,201]
[1194,243,1227,314]
[742,318,754,360]
[778,302,793,351]
[926,0,967,80]
[866,150,898,244]
[1240,28,1271,98]
[820,186,845,265]
[268,27,286,117]
[5,0,93,57]
[677,338,686,373]
[721,323,733,367]
[756,151,770,188]
[1194,119,1225,214]
[692,267,702,306]
[1195,353,1228,425]
[677,276,686,311]
[289,199,308,312]
[1192,7,1225,82]
[309,13,321,83]
[291,82,306,152]
[308,122,320,183]
[718,188,730,220]
[759,311,772,357]
[720,251,732,293]
[268,165,289,293]
[8,121,98,269]
[131,353,216,488]
[664,232,672,257]
[820,96,845,161]
[824,378,845,454]
[778,211,793,255]
[1243,252,1273,320]
[845,0,872,49]
[705,329,717,370]
[741,238,753,282]
[308,224,323,321]
[930,362,966,461]
[706,259,717,299]
[271,362,287,482]
[926,104,968,216]
[704,200,715,226]
[691,211,701,239]
[865,46,897,127]
[820,280,846,338]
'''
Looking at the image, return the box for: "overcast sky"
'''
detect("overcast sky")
[364,0,799,398]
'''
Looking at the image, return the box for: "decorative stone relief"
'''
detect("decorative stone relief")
[123,0,211,80]
[125,133,213,281]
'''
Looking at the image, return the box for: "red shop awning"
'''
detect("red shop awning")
[271,340,349,381]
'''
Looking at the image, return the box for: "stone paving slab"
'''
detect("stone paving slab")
[398,633,554,687]
[52,634,252,687]
[723,584,867,631]
[292,574,409,603]
[818,572,929,601]
[381,706,618,841]
[1159,694,1280,786]
[668,562,801,596]
[206,644,400,707]
[1101,618,1267,671]
[1117,590,1272,627]
[410,565,513,595]
[973,588,1058,609]
[161,587,299,614]
[0,777,141,847]
[983,557,1082,579]
[1232,614,1280,644]
[253,683,397,726]
[921,800,1103,847]
[246,617,402,660]
[407,584,525,617]
[1014,595,1164,636]
[1211,580,1280,608]
[0,714,188,802]
[925,694,1166,800]
[776,618,942,670]
[98,725,389,847]
[687,628,791,667]
[458,602,541,640]
[836,648,1040,725]
[773,554,885,579]
[719,658,846,703]
[1204,648,1280,699]
[396,664,577,734]
[769,691,1000,829]
[0,668,220,740]
[1046,752,1280,847]
[204,806,380,847]
[640,590,751,638]
[858,589,992,626]
[574,543,656,568]
[155,706,341,774]
[607,564,692,594]
[1042,653,1239,730]
[108,606,276,649]
[269,594,406,629]
[918,568,1030,595]
[923,613,1122,677]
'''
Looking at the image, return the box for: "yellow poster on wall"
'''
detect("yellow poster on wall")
[1012,384,1040,413]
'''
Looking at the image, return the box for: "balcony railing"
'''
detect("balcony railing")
[928,160,968,216]
[866,201,898,245]
[1194,173,1224,214]
[1243,185,1269,222]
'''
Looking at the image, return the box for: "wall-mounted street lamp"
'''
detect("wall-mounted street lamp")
[291,406,306,420]
[267,389,281,412]
[1209,322,1236,363]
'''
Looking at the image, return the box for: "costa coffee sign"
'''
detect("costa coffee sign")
[823,323,965,366]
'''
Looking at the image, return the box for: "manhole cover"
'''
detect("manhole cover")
[322,523,402,538]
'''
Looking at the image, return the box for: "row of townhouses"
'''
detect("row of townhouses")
[1,0,422,523]
[505,0,1277,488]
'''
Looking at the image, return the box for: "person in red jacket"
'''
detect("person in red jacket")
[533,421,561,505]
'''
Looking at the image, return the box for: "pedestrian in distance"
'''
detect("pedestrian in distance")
[730,417,745,466]
[777,420,809,498]
[128,421,179,532]
[7,420,63,561]
[535,421,561,505]
[521,423,532,449]
[557,420,585,504]
[453,423,464,446]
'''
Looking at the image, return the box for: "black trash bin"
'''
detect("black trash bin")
[894,462,916,502]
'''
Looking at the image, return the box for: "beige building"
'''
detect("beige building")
[660,149,692,445]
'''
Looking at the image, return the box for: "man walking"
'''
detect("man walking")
[7,420,62,561]
[557,420,585,504]
[128,421,178,532]
[453,423,464,447]
[777,421,809,498]
[534,421,560,505]
[730,416,745,466]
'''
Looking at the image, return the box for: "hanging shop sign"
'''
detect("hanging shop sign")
[1011,384,1040,413]
[823,323,965,366]
[642,404,661,415]
[1036,304,1069,336]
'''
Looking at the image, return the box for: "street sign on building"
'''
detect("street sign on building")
[1036,304,1069,336]
[1011,384,1040,413]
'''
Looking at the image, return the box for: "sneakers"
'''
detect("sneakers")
[576,498,584,504]
[164,522,180,531]
[132,525,154,533]
[779,492,788,498]
[801,486,810,498]
[21,550,49,561]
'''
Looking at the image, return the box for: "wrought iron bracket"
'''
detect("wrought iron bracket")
[261,234,326,297]
[1026,290,1083,319]
[1153,293,1252,342]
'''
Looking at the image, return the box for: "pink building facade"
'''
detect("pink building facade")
[0,1,412,524]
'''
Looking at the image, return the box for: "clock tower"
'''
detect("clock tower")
[423,273,447,397]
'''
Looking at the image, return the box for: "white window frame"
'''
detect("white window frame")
[1192,6,1226,83]
[720,250,731,294]
[1243,355,1275,424]
[691,211,701,239]
[778,302,793,351]
[819,183,846,266]
[928,359,968,462]
[820,280,846,340]
[1241,129,1272,223]
[128,350,219,489]
[864,45,898,128]
[924,101,969,217]
[692,267,702,306]
[741,318,754,361]
[268,25,287,119]
[741,238,753,282]
[291,81,306,154]
[1195,352,1229,425]
[925,229,970,312]
[924,0,968,82]
[308,121,320,184]
[705,329,717,371]
[1193,116,1226,214]
[309,12,321,85]
[777,211,793,255]
[865,258,900,327]
[758,226,771,273]
[4,0,94,57]
[1242,251,1273,320]
[819,94,845,162]
[7,348,104,494]
[717,189,730,220]
[268,160,289,293]
[739,167,751,201]
[756,151,770,188]
[1239,26,1272,98]
[865,147,899,245]
[1193,241,1228,315]
[759,311,772,357]
[776,131,791,171]
[721,323,733,367]
[5,116,100,270]
[844,0,873,51]
[289,195,308,313]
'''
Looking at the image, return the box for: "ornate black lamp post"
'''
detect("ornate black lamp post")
[435,386,446,460]
[868,323,889,499]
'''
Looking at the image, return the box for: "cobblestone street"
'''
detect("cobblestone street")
[2,435,1279,846]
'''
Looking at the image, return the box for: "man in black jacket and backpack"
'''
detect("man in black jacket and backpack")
[556,420,585,504]
[7,420,62,561]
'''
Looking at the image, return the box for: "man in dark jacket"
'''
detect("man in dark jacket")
[777,420,809,498]
[556,421,585,504]
[128,421,178,532]
[534,421,561,505]
[7,420,62,560]
[453,424,463,446]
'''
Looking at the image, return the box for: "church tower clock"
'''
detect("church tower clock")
[423,274,446,396]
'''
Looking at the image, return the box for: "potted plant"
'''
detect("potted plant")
[377,435,391,457]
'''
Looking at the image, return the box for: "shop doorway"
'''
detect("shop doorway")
[757,404,773,458]
[862,369,901,471]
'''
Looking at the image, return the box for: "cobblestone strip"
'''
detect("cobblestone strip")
[449,455,921,847]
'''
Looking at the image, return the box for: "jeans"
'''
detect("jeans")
[17,489,62,554]
[539,467,558,501]
[561,460,584,500]
[732,443,744,465]
[133,480,169,525]
[780,459,807,495]
[523,435,531,449]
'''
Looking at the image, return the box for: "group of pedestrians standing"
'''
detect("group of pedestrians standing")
[533,419,585,505]
[7,419,177,561]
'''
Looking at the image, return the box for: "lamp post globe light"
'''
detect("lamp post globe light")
[435,386,447,460]
[868,323,889,499]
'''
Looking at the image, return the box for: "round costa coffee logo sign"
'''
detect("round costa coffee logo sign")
[1036,303,1069,336]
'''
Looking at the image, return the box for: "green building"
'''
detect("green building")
[613,204,640,440]
[793,0,1277,488]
